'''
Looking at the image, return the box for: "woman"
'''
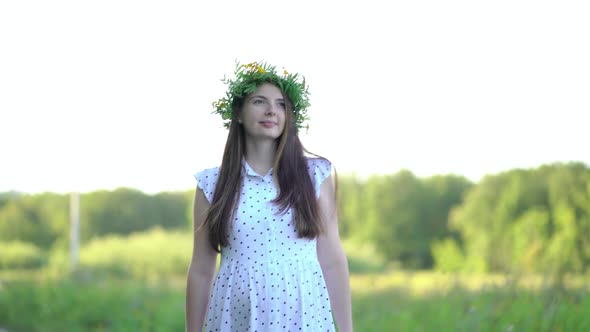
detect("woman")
[185,61,352,332]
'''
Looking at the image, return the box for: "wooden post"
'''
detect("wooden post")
[70,191,80,271]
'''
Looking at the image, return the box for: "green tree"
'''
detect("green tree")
[448,162,590,274]
[337,174,365,239]
[0,194,63,249]
[365,170,428,268]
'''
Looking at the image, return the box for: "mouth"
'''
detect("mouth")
[259,121,277,128]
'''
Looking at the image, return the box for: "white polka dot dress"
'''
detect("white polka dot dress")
[194,157,336,332]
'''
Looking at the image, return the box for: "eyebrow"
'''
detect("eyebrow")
[248,95,285,102]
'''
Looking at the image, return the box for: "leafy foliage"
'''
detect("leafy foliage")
[1,161,589,274]
[0,241,45,269]
[448,162,590,274]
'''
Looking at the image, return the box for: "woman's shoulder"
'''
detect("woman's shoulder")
[305,156,332,171]
[194,165,221,181]
[304,156,333,198]
[195,165,220,176]
[193,165,221,204]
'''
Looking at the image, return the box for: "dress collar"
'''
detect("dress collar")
[242,158,274,178]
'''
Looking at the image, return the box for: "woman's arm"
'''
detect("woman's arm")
[317,171,353,332]
[185,186,218,332]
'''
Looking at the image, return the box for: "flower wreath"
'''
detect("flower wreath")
[212,61,311,132]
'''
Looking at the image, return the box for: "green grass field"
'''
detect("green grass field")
[1,232,589,331]
[1,270,588,332]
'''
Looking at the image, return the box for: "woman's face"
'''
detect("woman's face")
[239,83,286,141]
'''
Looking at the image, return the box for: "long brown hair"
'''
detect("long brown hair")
[203,83,324,252]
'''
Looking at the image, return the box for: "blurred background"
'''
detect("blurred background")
[1,0,589,331]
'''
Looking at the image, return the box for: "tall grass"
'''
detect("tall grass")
[1,272,588,332]
[1,230,589,331]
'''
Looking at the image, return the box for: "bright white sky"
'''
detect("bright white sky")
[1,0,588,194]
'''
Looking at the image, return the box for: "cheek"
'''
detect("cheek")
[242,108,257,123]
[280,113,287,128]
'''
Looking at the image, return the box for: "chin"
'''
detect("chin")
[249,132,281,141]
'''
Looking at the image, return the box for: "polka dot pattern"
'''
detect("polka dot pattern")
[194,157,334,331]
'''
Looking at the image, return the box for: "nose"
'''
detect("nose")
[265,104,278,115]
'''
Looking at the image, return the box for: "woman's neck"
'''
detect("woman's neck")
[244,139,277,176]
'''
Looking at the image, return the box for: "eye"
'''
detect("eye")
[253,99,265,105]
[278,102,286,108]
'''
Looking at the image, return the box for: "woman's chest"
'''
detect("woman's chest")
[228,178,300,244]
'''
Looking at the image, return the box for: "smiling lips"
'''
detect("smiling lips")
[259,121,277,128]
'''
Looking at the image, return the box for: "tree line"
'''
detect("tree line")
[1,161,589,273]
